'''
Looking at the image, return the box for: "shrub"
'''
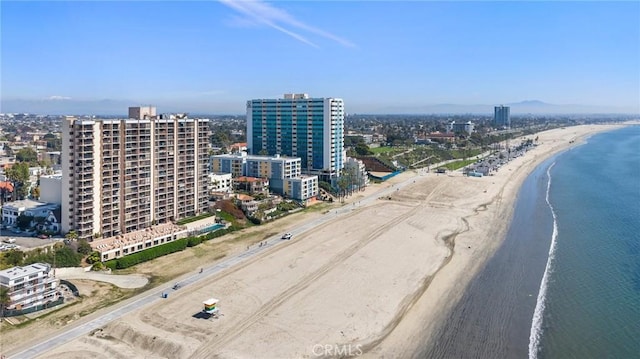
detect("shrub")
[113,239,188,269]
[104,260,117,270]
[86,251,101,264]
[77,239,93,255]
[187,236,203,247]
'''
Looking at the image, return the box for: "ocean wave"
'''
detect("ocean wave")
[528,162,558,359]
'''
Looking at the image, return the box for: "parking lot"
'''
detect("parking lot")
[0,229,63,252]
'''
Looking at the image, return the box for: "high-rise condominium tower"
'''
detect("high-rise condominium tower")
[246,94,345,182]
[61,107,210,241]
[494,105,511,128]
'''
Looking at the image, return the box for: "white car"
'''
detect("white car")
[281,233,292,240]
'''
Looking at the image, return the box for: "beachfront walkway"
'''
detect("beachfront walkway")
[55,267,149,289]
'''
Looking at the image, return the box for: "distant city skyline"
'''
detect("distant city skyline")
[1,1,639,115]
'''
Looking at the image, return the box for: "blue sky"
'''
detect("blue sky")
[1,1,639,114]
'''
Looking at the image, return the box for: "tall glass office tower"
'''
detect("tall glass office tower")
[246,94,345,183]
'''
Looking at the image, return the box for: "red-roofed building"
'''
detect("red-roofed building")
[0,181,14,203]
[233,176,269,195]
[426,132,456,143]
[230,142,247,153]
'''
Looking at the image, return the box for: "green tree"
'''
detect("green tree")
[5,162,30,200]
[3,249,25,266]
[337,176,349,203]
[51,246,82,267]
[15,147,38,163]
[354,142,373,156]
[77,239,92,255]
[0,286,11,317]
[86,251,101,264]
[16,214,34,230]
[65,230,78,240]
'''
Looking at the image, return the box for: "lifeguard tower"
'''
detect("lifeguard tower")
[203,298,220,318]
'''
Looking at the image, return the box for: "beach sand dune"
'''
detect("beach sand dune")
[34,125,623,359]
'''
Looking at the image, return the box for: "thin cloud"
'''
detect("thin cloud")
[47,96,72,101]
[219,0,355,48]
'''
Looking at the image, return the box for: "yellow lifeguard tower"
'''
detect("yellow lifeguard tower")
[203,298,219,317]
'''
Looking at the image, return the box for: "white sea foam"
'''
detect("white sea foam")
[528,162,558,359]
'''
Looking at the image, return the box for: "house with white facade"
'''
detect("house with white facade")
[209,172,233,194]
[0,263,60,311]
[2,199,60,229]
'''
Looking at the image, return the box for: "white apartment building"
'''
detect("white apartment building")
[209,172,233,193]
[39,174,63,205]
[61,108,210,241]
[344,157,370,190]
[2,199,59,226]
[0,263,59,311]
[446,121,475,135]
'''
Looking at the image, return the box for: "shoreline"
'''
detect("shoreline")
[366,124,628,358]
[7,124,629,359]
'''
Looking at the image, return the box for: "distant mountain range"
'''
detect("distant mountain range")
[1,98,637,116]
[376,100,638,115]
[0,98,134,116]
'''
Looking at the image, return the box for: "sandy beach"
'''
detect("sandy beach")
[9,124,625,359]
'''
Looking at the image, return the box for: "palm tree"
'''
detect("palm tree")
[65,230,78,241]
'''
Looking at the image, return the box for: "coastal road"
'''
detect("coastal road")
[7,166,440,359]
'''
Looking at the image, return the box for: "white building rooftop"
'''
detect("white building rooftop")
[0,263,50,282]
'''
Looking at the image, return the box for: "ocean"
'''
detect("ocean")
[533,125,640,358]
[419,125,640,359]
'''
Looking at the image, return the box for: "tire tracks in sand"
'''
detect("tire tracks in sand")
[348,182,506,358]
[188,201,424,359]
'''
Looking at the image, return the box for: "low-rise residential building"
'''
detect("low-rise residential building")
[1,199,60,228]
[0,263,60,311]
[0,181,14,203]
[229,142,247,153]
[234,176,269,196]
[426,132,456,143]
[90,223,190,261]
[34,207,63,234]
[283,175,319,202]
[447,121,475,135]
[208,172,233,194]
[210,152,246,177]
[235,194,258,214]
[344,157,370,191]
[210,153,318,201]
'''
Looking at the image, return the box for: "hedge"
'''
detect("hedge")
[187,236,203,247]
[102,225,243,270]
[104,238,188,270]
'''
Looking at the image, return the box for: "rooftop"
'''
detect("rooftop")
[3,199,57,210]
[0,263,51,281]
[90,223,187,253]
[235,176,267,183]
